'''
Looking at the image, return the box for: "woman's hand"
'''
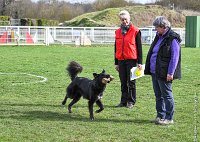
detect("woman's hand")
[137,64,143,70]
[167,74,173,81]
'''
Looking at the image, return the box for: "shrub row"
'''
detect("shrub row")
[20,18,59,26]
[0,16,10,26]
[0,16,59,26]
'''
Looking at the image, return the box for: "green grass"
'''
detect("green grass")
[0,45,199,142]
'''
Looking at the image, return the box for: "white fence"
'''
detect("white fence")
[0,26,185,46]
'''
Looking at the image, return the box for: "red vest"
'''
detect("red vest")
[115,24,139,60]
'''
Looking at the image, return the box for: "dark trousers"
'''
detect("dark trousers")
[118,60,137,104]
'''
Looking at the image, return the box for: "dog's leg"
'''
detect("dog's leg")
[88,100,95,120]
[95,99,104,113]
[68,96,81,113]
[62,94,68,105]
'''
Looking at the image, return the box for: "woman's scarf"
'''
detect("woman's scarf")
[121,23,131,35]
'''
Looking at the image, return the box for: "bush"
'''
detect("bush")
[37,19,59,26]
[0,16,10,26]
[20,18,32,26]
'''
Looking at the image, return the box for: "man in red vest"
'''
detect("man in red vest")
[115,10,143,108]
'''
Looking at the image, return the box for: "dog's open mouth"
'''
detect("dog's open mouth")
[102,75,114,84]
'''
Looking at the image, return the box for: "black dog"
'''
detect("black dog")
[62,61,114,120]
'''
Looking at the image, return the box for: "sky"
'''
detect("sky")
[31,0,156,4]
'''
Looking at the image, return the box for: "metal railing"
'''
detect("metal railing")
[0,26,185,46]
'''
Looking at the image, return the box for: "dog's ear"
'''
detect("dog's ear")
[102,69,105,73]
[93,73,98,78]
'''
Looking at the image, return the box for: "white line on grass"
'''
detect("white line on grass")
[0,72,48,85]
[194,93,198,142]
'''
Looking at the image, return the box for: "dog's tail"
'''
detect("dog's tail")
[66,61,83,81]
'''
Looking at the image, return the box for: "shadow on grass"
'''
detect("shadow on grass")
[1,110,151,124]
[1,102,118,109]
[1,103,63,108]
[0,103,152,124]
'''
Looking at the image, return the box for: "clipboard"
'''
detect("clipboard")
[130,64,145,80]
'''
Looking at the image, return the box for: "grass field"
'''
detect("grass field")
[0,45,199,142]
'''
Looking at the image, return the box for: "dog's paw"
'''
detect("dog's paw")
[95,110,101,113]
[62,101,66,105]
[90,117,94,121]
[68,108,72,113]
[95,108,104,113]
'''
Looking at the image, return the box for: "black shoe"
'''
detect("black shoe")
[126,102,134,109]
[115,103,126,107]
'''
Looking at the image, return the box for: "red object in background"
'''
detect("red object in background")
[26,32,34,44]
[0,32,7,43]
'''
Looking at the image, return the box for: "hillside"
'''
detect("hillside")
[64,5,200,28]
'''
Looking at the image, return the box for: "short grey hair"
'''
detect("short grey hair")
[153,16,171,28]
[119,10,130,19]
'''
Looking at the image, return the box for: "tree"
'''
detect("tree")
[155,0,200,11]
[93,0,129,11]
[1,0,13,15]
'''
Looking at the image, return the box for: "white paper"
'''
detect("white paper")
[130,64,145,80]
